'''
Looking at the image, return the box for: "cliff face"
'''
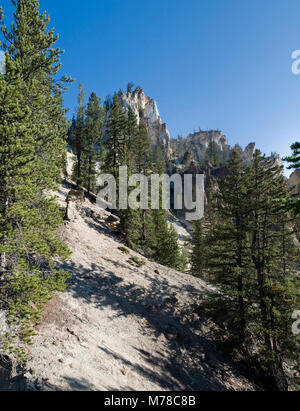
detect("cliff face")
[173,131,257,167]
[120,87,172,156]
[185,130,232,164]
[233,142,257,165]
[288,169,300,195]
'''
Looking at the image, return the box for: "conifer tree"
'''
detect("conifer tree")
[150,147,184,269]
[246,151,299,388]
[202,149,299,389]
[126,106,138,159]
[205,151,254,344]
[0,0,71,359]
[135,123,153,244]
[1,0,71,187]
[283,142,300,215]
[82,92,104,194]
[133,123,152,174]
[204,140,222,168]
[151,146,169,260]
[190,219,206,278]
[117,106,142,248]
[74,83,86,186]
[284,142,300,169]
[103,93,127,180]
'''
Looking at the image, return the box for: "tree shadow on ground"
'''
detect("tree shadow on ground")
[63,376,98,391]
[57,256,253,391]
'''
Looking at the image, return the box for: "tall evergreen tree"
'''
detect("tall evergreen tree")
[150,147,185,269]
[82,92,104,194]
[103,93,127,180]
[122,106,138,171]
[74,83,86,186]
[133,123,152,174]
[247,151,299,388]
[201,149,299,389]
[204,140,222,168]
[205,151,254,344]
[190,219,206,278]
[118,109,142,249]
[0,0,71,360]
[135,123,153,244]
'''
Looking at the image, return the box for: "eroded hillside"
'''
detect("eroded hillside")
[0,174,260,391]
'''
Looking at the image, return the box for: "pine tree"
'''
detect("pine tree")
[205,151,254,345]
[82,92,104,194]
[135,123,153,244]
[117,106,142,248]
[284,142,300,169]
[246,151,299,388]
[204,140,222,168]
[151,146,169,261]
[103,93,127,180]
[1,0,72,188]
[74,84,86,186]
[0,0,71,360]
[283,142,300,215]
[150,147,184,269]
[202,149,300,389]
[126,106,138,158]
[190,219,206,278]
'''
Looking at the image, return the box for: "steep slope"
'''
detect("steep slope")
[1,177,260,392]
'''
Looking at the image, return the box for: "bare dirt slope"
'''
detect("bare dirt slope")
[6,180,258,391]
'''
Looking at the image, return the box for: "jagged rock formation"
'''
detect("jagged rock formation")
[185,130,232,164]
[233,142,256,165]
[288,169,300,195]
[270,152,284,170]
[120,87,172,156]
[173,132,257,167]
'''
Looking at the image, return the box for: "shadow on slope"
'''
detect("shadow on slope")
[58,256,253,391]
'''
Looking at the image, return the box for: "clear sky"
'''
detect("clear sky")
[2,0,300,172]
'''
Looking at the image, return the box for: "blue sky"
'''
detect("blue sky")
[2,0,300,172]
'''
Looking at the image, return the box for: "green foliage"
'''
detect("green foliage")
[152,213,185,271]
[102,98,183,270]
[118,246,130,255]
[283,142,300,215]
[0,0,71,360]
[171,136,187,158]
[128,256,146,268]
[68,89,105,193]
[82,92,105,193]
[190,219,206,278]
[284,142,300,170]
[204,140,222,168]
[103,93,127,179]
[196,149,300,389]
